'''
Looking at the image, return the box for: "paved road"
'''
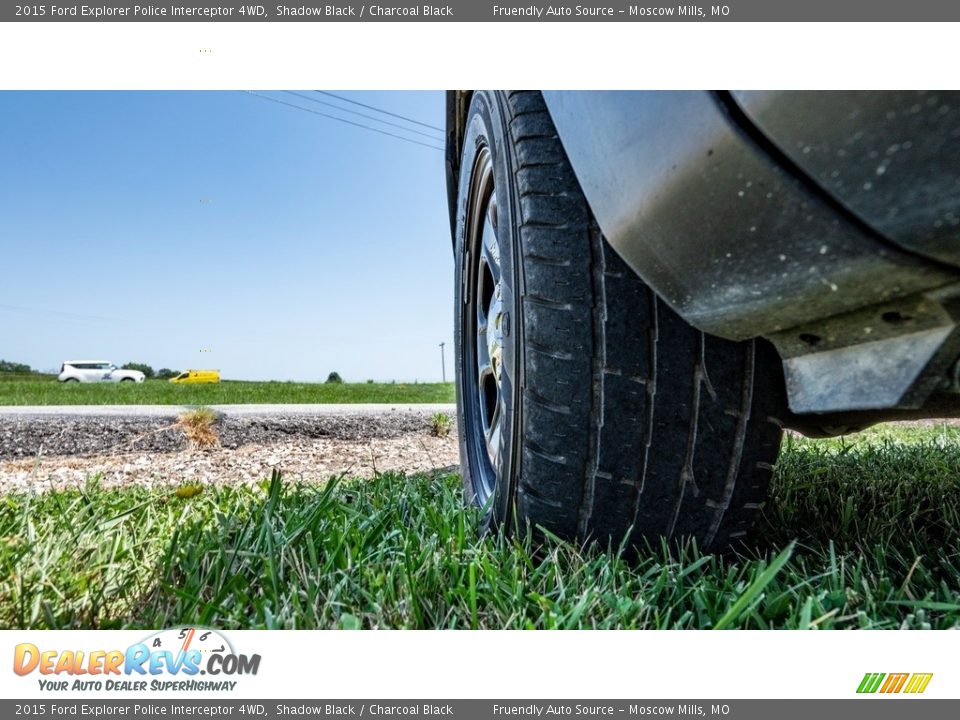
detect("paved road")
[0,403,456,419]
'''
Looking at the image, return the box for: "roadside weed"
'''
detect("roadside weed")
[430,412,454,437]
[176,407,220,448]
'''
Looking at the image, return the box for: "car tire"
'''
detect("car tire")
[454,91,787,551]
[63,378,79,383]
[120,378,135,383]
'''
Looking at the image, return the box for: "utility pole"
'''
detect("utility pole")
[439,342,446,383]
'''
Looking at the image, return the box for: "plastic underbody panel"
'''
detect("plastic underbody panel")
[540,91,960,417]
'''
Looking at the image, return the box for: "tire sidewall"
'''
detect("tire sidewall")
[454,91,522,531]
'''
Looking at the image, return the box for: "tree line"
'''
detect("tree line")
[0,359,179,379]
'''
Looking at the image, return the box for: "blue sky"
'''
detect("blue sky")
[0,91,453,382]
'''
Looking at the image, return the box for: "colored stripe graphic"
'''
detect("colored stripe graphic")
[857,672,932,694]
[904,674,934,694]
[857,673,885,693]
[880,673,909,693]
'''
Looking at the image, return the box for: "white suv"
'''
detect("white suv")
[58,361,146,384]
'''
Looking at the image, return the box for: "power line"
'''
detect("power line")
[314,90,445,133]
[244,92,444,152]
[285,91,444,142]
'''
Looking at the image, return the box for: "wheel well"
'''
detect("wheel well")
[445,90,473,243]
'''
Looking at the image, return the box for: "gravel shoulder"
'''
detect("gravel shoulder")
[0,408,459,494]
[0,402,455,419]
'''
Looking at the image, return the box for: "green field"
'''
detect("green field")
[0,378,455,405]
[2,424,959,629]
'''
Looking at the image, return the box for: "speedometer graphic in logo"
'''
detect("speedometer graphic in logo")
[142,627,234,657]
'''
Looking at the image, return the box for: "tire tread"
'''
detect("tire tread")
[472,91,784,550]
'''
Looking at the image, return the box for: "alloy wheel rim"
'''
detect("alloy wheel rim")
[468,148,506,501]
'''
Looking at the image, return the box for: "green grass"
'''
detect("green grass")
[0,378,454,406]
[2,424,960,629]
[0,372,56,383]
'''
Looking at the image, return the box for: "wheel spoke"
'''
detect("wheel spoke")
[486,191,498,230]
[485,399,503,469]
[477,327,492,378]
[480,215,501,284]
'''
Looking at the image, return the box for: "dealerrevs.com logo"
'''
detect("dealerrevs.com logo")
[13,627,261,693]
